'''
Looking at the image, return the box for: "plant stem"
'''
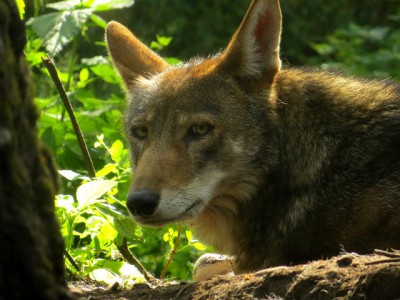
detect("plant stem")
[116,238,157,284]
[42,56,96,178]
[160,225,182,280]
[64,250,80,272]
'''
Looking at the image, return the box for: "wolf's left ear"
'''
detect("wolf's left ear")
[106,21,168,89]
[219,0,282,83]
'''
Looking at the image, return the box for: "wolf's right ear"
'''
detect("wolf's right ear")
[218,0,282,85]
[106,21,168,89]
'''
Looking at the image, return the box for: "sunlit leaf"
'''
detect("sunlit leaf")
[90,64,121,84]
[164,57,181,65]
[98,221,118,241]
[58,169,89,181]
[163,232,170,242]
[15,0,25,19]
[90,268,119,285]
[55,194,75,210]
[27,10,91,55]
[96,202,129,218]
[119,263,144,279]
[89,13,107,28]
[79,68,89,82]
[191,242,207,251]
[76,179,117,207]
[185,230,193,242]
[113,215,137,240]
[46,0,81,10]
[110,140,123,163]
[96,163,117,177]
[88,0,135,12]
[157,35,173,47]
[150,41,163,51]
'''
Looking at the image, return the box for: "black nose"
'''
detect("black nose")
[126,191,160,216]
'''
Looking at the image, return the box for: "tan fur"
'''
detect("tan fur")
[106,0,400,280]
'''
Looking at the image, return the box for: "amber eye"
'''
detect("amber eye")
[131,126,148,140]
[191,123,213,136]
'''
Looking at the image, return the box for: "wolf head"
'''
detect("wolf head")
[106,0,281,227]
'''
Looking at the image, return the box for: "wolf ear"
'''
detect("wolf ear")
[219,0,282,83]
[106,21,168,89]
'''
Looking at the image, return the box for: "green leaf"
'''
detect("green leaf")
[185,230,193,242]
[113,215,137,239]
[90,64,121,84]
[88,0,135,12]
[110,140,123,163]
[96,163,117,177]
[15,0,25,19]
[89,13,107,28]
[157,35,173,47]
[55,194,75,210]
[76,179,117,207]
[50,0,135,12]
[191,242,207,251]
[28,10,92,55]
[96,202,129,218]
[119,262,144,279]
[79,67,89,82]
[98,221,118,241]
[41,126,56,150]
[82,56,108,65]
[163,232,170,242]
[95,201,129,218]
[150,41,163,51]
[164,57,181,65]
[58,169,90,181]
[90,268,118,285]
[46,0,81,10]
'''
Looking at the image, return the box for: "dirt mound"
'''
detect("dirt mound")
[71,251,400,299]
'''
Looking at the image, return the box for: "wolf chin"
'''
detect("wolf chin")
[106,0,400,280]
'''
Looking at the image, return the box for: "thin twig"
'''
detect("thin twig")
[160,225,182,280]
[64,249,80,272]
[365,258,400,265]
[116,238,157,284]
[373,249,400,258]
[41,56,96,178]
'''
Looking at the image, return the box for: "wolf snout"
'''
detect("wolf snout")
[127,191,160,216]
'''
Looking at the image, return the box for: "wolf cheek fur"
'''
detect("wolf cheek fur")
[106,0,400,279]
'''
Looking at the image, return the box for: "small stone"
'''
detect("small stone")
[336,256,353,267]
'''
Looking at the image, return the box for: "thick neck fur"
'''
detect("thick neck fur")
[190,67,400,272]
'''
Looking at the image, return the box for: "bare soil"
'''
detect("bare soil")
[70,251,400,299]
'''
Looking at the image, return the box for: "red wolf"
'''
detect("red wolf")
[106,0,400,280]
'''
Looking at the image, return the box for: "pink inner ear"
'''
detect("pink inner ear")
[254,9,273,52]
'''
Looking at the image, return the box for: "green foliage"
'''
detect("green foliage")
[310,23,400,80]
[26,0,133,56]
[25,0,208,285]
[15,0,25,19]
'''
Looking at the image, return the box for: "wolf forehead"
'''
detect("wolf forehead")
[125,62,247,116]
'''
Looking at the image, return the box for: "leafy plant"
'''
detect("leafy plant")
[27,0,134,56]
[310,23,400,80]
[23,0,209,285]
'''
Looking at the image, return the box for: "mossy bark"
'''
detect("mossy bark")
[0,0,68,299]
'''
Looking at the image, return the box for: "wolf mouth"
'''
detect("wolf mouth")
[134,200,203,227]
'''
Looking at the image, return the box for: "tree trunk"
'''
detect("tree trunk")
[0,1,68,299]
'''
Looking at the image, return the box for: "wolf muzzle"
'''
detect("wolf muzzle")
[127,191,160,216]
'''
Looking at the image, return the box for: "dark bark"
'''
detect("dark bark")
[0,1,68,299]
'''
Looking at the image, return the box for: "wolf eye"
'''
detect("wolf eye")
[131,126,148,140]
[191,123,213,136]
